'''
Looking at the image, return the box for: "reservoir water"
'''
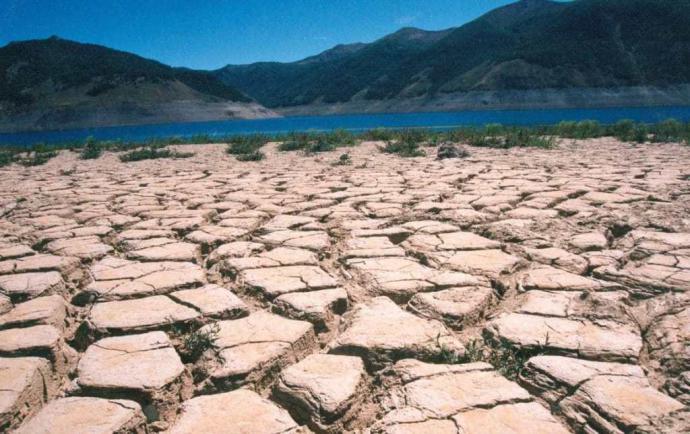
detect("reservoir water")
[2,105,690,146]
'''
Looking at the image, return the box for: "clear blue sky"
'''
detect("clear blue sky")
[0,0,520,70]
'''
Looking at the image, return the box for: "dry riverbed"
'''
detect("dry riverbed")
[0,139,689,433]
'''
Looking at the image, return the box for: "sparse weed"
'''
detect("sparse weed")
[278,140,306,152]
[434,335,550,381]
[326,128,356,146]
[305,137,336,154]
[7,120,690,162]
[651,118,685,143]
[468,135,504,148]
[235,150,265,161]
[174,322,221,363]
[17,147,58,166]
[523,134,556,149]
[278,132,310,152]
[119,146,194,162]
[226,134,268,155]
[332,153,352,166]
[553,120,603,139]
[79,136,103,160]
[0,152,15,167]
[466,128,555,149]
[361,128,395,141]
[381,129,426,157]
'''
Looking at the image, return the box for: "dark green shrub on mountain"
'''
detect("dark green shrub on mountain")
[216,0,690,108]
[0,36,250,108]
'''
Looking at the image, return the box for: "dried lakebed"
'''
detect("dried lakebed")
[0,139,689,433]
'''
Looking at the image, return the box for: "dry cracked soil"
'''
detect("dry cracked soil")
[0,138,689,433]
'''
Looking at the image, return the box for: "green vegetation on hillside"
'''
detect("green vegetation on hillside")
[0,36,250,108]
[216,0,690,108]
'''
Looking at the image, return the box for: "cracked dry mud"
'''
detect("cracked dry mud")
[0,138,689,433]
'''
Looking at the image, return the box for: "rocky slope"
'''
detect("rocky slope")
[216,0,690,113]
[0,37,276,133]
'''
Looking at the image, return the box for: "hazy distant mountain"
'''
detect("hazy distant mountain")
[215,0,690,113]
[0,37,275,133]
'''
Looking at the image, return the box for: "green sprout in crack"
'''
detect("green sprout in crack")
[434,333,551,381]
[171,321,221,364]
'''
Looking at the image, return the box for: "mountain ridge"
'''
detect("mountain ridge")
[215,0,690,111]
[3,0,690,132]
[0,37,275,132]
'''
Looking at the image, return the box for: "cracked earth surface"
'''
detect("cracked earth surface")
[0,139,689,433]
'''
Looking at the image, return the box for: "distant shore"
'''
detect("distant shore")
[276,85,690,117]
[3,85,689,135]
[3,104,690,146]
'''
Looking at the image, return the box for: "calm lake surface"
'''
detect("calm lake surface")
[3,106,690,146]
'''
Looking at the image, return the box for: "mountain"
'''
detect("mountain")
[0,37,275,133]
[215,0,690,114]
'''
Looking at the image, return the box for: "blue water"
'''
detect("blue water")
[2,105,690,146]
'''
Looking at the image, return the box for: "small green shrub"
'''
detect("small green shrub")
[521,134,556,149]
[79,136,103,160]
[0,152,15,167]
[651,118,685,143]
[226,134,268,155]
[398,128,429,144]
[278,133,310,151]
[278,141,304,152]
[120,147,171,162]
[332,153,352,166]
[424,133,446,147]
[119,146,193,162]
[434,335,550,381]
[188,134,213,144]
[305,138,336,154]
[484,123,506,136]
[361,128,395,141]
[381,140,425,157]
[18,148,58,166]
[176,322,221,363]
[632,125,649,143]
[610,119,635,141]
[322,129,356,147]
[381,129,426,157]
[554,120,603,139]
[466,128,554,149]
[235,151,265,161]
[468,135,504,148]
